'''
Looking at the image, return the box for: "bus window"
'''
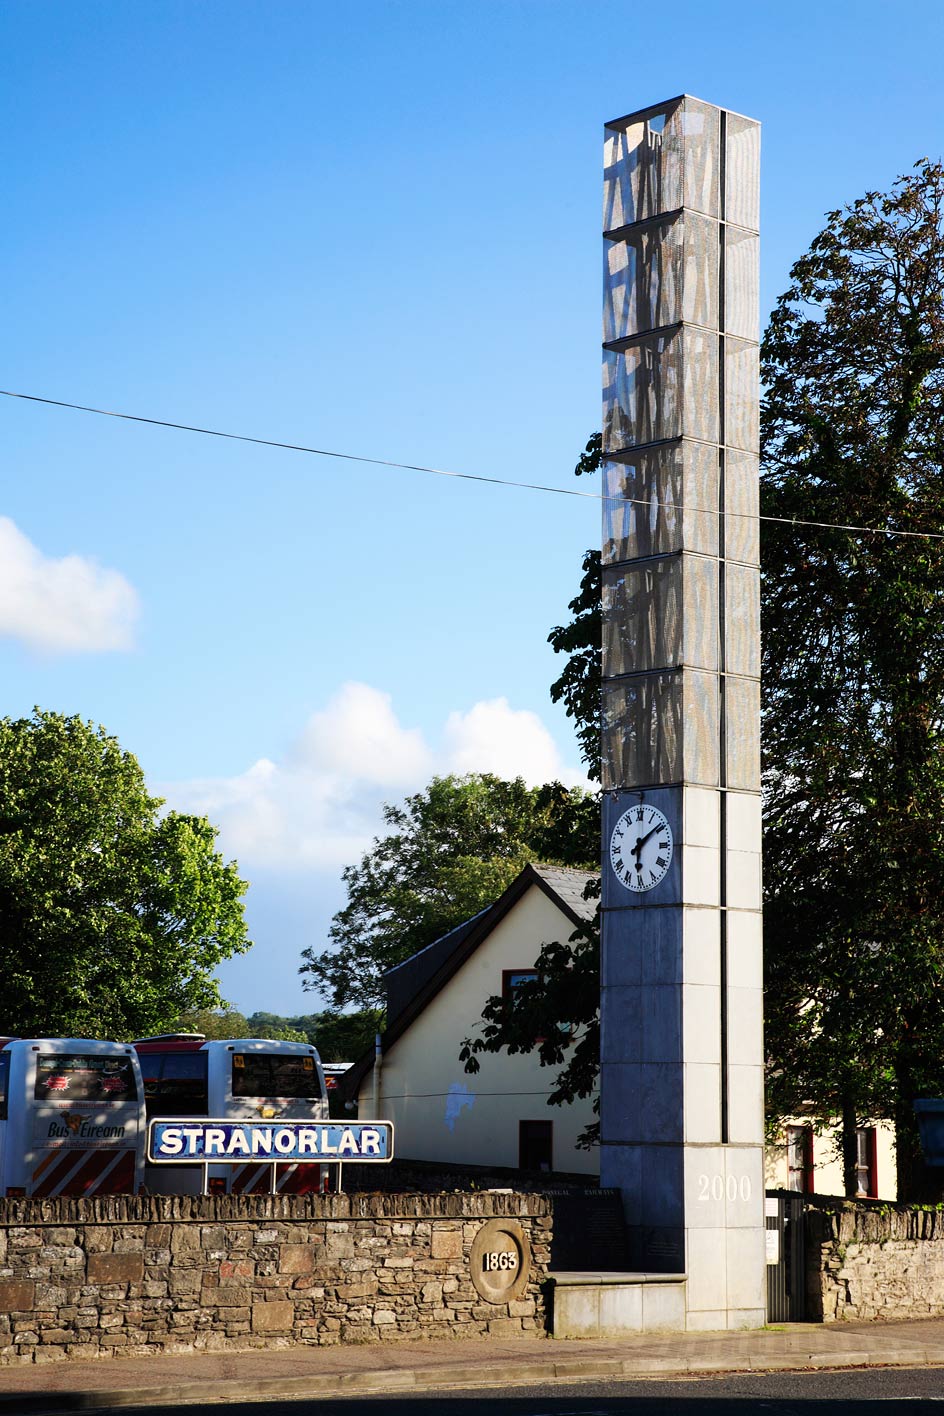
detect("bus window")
[159,1053,208,1115]
[0,1053,9,1121]
[231,1053,321,1099]
[140,1057,161,1105]
[141,1052,209,1118]
[34,1054,138,1102]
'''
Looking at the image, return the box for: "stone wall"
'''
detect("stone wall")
[0,1192,553,1365]
[806,1200,944,1322]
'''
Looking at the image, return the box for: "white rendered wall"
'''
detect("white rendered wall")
[765,1121,898,1200]
[358,884,598,1176]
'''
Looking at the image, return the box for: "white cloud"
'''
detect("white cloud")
[0,517,138,653]
[442,697,586,789]
[160,681,585,875]
[292,682,432,787]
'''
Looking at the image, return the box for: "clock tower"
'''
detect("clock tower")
[599,96,765,1329]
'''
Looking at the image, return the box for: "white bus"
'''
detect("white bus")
[134,1035,330,1195]
[0,1038,145,1197]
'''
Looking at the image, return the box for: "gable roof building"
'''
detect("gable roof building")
[348,863,599,1176]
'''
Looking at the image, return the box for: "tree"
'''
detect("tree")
[302,1009,384,1061]
[245,1010,383,1058]
[242,1012,307,1043]
[300,774,597,1011]
[170,1007,383,1058]
[172,1007,252,1039]
[761,160,944,1198]
[0,709,251,1040]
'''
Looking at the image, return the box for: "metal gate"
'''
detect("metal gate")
[765,1189,806,1322]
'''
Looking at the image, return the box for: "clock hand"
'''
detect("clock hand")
[632,823,663,857]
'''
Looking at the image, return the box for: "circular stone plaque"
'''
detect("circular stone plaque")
[469,1219,531,1304]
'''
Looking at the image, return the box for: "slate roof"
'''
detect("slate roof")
[343,862,596,1098]
[385,909,490,1027]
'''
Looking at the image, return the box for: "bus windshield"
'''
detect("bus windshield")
[140,1052,208,1118]
[34,1054,138,1102]
[231,1053,320,1099]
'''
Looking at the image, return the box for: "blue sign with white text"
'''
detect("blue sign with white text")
[147,1119,394,1164]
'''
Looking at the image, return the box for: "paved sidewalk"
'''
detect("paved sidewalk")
[1,1318,944,1411]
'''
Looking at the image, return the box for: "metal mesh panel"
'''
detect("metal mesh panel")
[724,227,759,341]
[683,670,720,786]
[603,331,682,452]
[724,337,759,452]
[681,99,721,219]
[604,217,682,343]
[603,558,683,677]
[602,674,683,789]
[684,327,720,444]
[724,451,759,565]
[603,442,718,563]
[724,563,760,678]
[725,675,761,791]
[682,211,719,330]
[604,329,719,453]
[683,556,720,671]
[724,114,761,233]
[603,103,683,232]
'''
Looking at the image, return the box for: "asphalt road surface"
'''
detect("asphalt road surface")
[90,1364,944,1416]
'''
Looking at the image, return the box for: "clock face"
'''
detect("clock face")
[609,804,673,893]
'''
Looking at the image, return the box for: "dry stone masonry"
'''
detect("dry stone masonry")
[0,1193,552,1365]
[806,1200,944,1323]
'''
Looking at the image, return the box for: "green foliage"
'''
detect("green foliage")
[241,1011,308,1043]
[301,1009,384,1062]
[761,160,944,1199]
[172,1007,251,1039]
[0,708,250,1040]
[300,774,597,1011]
[170,1007,381,1059]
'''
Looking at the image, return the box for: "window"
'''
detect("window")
[502,970,539,1004]
[786,1124,813,1193]
[0,1053,9,1122]
[159,1054,208,1116]
[140,1052,208,1118]
[519,1119,553,1172]
[34,1054,138,1103]
[231,1052,320,1100]
[501,969,564,1045]
[856,1127,878,1198]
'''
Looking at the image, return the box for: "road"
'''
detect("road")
[90,1364,944,1416]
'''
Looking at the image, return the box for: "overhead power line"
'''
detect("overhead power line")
[3,386,944,543]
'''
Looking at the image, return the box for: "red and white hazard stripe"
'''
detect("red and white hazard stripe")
[227,1162,322,1195]
[276,1163,322,1195]
[228,1162,272,1195]
[31,1148,135,1197]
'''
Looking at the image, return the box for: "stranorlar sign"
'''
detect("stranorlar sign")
[147,1119,394,1164]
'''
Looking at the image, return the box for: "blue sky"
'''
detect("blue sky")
[3,0,943,1016]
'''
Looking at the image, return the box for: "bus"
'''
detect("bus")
[323,1062,353,1120]
[134,1035,330,1195]
[0,1038,145,1197]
